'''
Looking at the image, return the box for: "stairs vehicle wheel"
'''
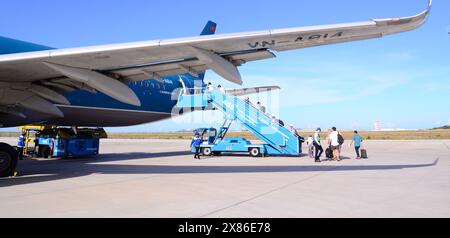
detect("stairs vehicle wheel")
[249,147,261,157]
[202,147,213,156]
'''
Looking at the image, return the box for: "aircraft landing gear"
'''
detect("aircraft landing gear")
[0,143,18,178]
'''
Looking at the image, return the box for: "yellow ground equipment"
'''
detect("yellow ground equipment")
[17,126,107,158]
[18,126,53,157]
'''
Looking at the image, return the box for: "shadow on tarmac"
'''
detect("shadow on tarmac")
[0,151,439,188]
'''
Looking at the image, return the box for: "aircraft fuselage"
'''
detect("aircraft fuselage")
[0,75,195,128]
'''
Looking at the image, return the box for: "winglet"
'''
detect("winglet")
[372,0,432,35]
[419,0,432,18]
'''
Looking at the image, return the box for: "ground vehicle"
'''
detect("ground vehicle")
[192,127,268,157]
[1,127,106,177]
[18,126,106,159]
[181,90,304,157]
[37,127,106,159]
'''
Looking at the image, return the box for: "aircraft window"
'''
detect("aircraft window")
[230,140,239,143]
[210,130,217,138]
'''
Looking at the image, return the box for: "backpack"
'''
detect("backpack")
[338,133,345,145]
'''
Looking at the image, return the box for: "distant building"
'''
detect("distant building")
[374,121,382,131]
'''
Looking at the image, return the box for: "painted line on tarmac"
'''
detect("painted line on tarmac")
[442,141,450,151]
[198,165,342,218]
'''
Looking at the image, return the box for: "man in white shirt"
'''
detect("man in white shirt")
[329,127,341,161]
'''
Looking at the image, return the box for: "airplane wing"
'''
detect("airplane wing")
[0,1,432,115]
[225,86,281,97]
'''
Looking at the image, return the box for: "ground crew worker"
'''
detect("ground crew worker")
[193,130,200,137]
[17,131,26,160]
[313,128,323,163]
[191,134,204,160]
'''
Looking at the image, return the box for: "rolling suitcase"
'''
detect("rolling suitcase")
[361,149,368,159]
[325,147,333,159]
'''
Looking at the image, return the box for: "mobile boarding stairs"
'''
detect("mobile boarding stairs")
[176,88,301,156]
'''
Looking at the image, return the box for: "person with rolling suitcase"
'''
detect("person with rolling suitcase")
[350,130,364,159]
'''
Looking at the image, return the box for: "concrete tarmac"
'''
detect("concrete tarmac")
[0,138,449,218]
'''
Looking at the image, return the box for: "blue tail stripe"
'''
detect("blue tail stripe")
[192,21,217,82]
[0,36,54,55]
[200,21,217,36]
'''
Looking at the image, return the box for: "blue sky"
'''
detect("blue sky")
[0,0,448,132]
